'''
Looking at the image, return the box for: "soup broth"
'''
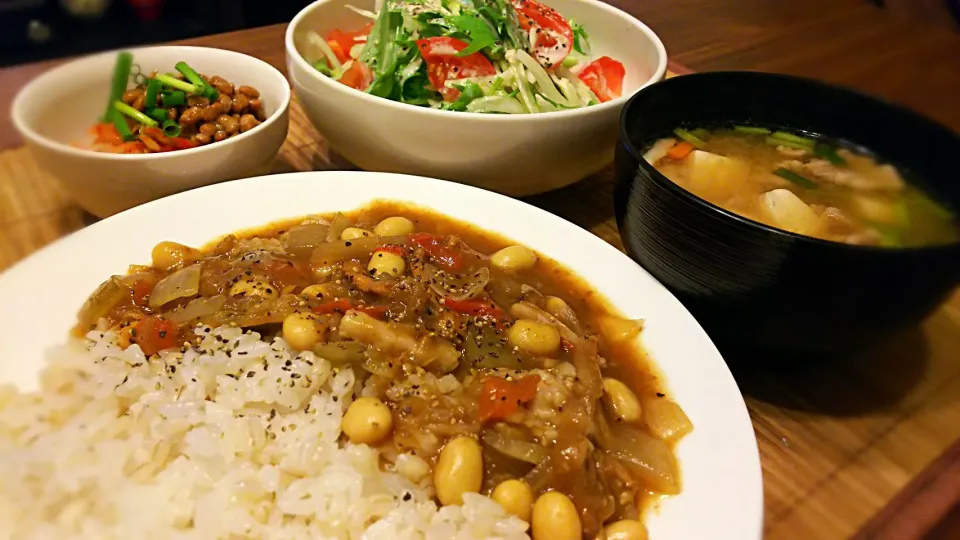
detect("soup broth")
[644,126,959,247]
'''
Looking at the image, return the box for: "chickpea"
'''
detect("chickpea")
[434,436,483,506]
[341,227,372,241]
[199,123,217,136]
[218,93,234,112]
[300,283,333,300]
[193,133,212,145]
[531,491,580,540]
[507,319,560,356]
[603,519,648,540]
[187,95,210,108]
[209,76,234,96]
[491,479,533,522]
[374,216,415,237]
[367,250,405,278]
[490,245,537,272]
[229,278,278,300]
[342,397,393,445]
[545,296,569,318]
[237,85,260,98]
[232,93,250,114]
[214,130,229,142]
[282,312,322,351]
[216,114,240,135]
[250,98,267,121]
[151,241,199,270]
[239,114,261,133]
[179,107,203,126]
[202,102,224,122]
[602,378,642,424]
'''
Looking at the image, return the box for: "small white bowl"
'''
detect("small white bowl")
[285,0,666,196]
[11,46,291,218]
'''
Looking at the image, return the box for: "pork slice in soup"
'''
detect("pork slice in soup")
[75,202,693,539]
[645,127,959,247]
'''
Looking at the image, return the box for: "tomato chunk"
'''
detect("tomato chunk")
[577,56,626,103]
[133,316,178,356]
[131,279,154,307]
[327,23,373,64]
[443,298,509,326]
[339,61,374,91]
[478,375,541,422]
[513,0,573,69]
[415,37,497,101]
[408,233,464,271]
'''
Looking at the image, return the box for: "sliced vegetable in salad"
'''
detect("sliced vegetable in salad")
[304,0,627,113]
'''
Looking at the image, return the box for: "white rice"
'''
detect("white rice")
[0,326,530,540]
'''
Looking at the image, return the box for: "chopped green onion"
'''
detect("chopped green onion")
[691,128,710,140]
[673,128,706,148]
[144,78,162,109]
[773,167,818,189]
[154,74,202,95]
[174,62,206,89]
[162,119,182,138]
[771,131,816,148]
[203,85,220,101]
[161,91,186,108]
[108,109,136,142]
[765,136,810,151]
[103,51,134,122]
[813,144,848,167]
[114,101,158,127]
[733,125,771,135]
[145,108,169,123]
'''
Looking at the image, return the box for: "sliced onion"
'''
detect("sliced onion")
[229,294,301,327]
[425,265,489,301]
[312,341,368,365]
[510,301,578,343]
[466,96,526,114]
[325,212,350,242]
[284,223,330,258]
[482,430,546,465]
[77,277,127,329]
[643,138,676,165]
[310,236,380,265]
[572,336,603,402]
[513,49,569,106]
[165,295,226,323]
[148,264,201,309]
[642,397,693,442]
[595,412,680,495]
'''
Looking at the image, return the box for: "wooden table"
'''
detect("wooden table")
[2,1,960,538]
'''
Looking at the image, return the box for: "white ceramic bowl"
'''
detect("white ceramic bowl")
[0,171,762,539]
[11,46,291,218]
[285,0,667,196]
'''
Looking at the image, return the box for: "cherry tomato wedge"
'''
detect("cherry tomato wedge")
[478,375,541,422]
[339,61,374,91]
[327,23,373,64]
[513,0,573,69]
[415,37,497,101]
[408,232,465,271]
[131,279,154,307]
[577,56,626,103]
[133,316,178,356]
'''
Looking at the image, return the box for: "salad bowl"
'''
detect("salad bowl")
[285,0,667,196]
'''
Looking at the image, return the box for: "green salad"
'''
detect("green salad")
[305,0,627,113]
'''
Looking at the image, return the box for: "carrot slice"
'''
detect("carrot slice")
[667,141,695,160]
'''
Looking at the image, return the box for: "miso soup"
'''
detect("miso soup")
[644,126,959,247]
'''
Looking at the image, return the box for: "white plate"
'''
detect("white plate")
[0,171,763,539]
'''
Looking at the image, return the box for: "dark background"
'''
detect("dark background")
[0,0,311,68]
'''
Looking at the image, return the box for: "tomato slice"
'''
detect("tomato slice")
[443,298,509,327]
[374,244,406,256]
[577,56,626,103]
[408,232,465,271]
[513,0,573,70]
[478,375,541,422]
[133,316,179,356]
[131,278,155,307]
[339,61,374,91]
[327,23,373,64]
[415,37,497,101]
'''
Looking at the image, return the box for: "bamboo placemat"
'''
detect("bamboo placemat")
[2,75,960,540]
